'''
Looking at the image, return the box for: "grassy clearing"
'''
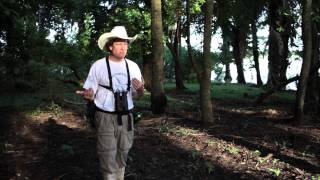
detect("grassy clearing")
[0,82,295,110]
[165,82,295,104]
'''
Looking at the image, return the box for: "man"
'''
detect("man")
[76,26,144,180]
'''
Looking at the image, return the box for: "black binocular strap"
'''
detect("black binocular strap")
[117,115,123,126]
[98,56,132,131]
[127,114,132,131]
[116,113,132,131]
[99,57,131,92]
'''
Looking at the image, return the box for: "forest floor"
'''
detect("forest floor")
[0,90,319,180]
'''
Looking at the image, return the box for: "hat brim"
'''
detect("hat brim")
[98,33,137,50]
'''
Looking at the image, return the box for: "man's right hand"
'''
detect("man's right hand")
[76,88,94,100]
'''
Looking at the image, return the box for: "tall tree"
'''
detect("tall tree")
[215,0,233,83]
[250,7,263,86]
[266,0,294,89]
[200,0,214,123]
[151,0,167,114]
[306,0,320,115]
[295,0,313,121]
[231,25,247,84]
[216,0,250,84]
[220,32,233,83]
[185,0,202,82]
[164,0,186,90]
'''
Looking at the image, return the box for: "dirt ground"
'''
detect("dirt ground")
[0,93,319,180]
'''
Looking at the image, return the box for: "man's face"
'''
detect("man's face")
[109,38,128,59]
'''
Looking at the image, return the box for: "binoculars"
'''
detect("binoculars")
[114,91,128,112]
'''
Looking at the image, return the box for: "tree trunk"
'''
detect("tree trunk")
[255,75,299,105]
[267,0,290,89]
[251,18,263,86]
[142,53,153,92]
[186,0,201,82]
[173,15,186,90]
[151,0,167,114]
[295,0,313,122]
[224,63,232,83]
[221,26,232,83]
[166,12,185,91]
[306,0,320,115]
[232,26,246,84]
[38,3,46,32]
[200,0,214,124]
[91,6,107,49]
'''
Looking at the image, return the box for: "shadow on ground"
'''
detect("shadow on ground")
[0,101,319,180]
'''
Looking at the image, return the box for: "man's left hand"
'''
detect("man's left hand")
[132,78,144,95]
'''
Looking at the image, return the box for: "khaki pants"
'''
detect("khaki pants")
[95,111,134,180]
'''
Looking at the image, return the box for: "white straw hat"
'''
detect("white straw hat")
[97,26,137,50]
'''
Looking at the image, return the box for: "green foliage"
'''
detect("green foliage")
[48,101,64,118]
[159,122,175,133]
[175,127,197,137]
[78,14,94,48]
[205,161,214,173]
[163,45,220,83]
[192,0,206,13]
[268,168,281,177]
[272,159,279,164]
[190,149,201,159]
[206,139,217,146]
[311,176,320,180]
[257,155,271,165]
[226,146,240,154]
[254,150,261,156]
[30,107,43,117]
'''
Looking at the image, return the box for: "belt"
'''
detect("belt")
[95,105,133,131]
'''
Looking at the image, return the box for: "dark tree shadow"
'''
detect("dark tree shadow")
[127,117,261,180]
[170,103,320,175]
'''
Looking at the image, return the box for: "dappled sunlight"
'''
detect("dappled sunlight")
[27,110,87,130]
[149,117,313,179]
[225,108,257,115]
[218,106,290,119]
[260,108,287,118]
[152,118,310,178]
[135,109,319,178]
[275,124,320,140]
[0,107,98,179]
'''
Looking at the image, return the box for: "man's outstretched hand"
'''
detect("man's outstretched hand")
[76,88,94,100]
[132,78,144,97]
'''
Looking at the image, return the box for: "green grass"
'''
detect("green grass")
[134,90,197,111]
[211,83,263,100]
[0,82,296,110]
[134,92,151,108]
[166,95,196,111]
[164,82,295,104]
